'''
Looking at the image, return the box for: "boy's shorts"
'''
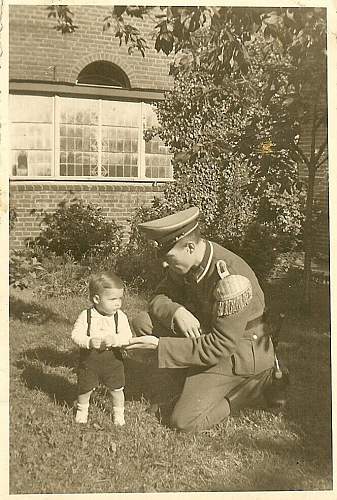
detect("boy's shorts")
[77,349,125,395]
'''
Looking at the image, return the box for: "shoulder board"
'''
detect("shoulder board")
[213,273,252,317]
[216,260,230,279]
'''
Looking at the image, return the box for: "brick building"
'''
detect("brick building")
[9,5,329,258]
[9,4,173,248]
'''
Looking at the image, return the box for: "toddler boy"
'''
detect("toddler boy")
[71,271,132,425]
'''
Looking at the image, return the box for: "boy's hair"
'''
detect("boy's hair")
[89,271,124,300]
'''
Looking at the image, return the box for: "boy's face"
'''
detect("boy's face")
[93,287,123,316]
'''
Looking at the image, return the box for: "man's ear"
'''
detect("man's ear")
[187,242,196,254]
[92,294,100,305]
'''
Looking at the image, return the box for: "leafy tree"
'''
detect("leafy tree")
[48,5,327,307]
[143,34,305,279]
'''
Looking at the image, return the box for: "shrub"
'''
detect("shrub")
[116,198,167,291]
[136,35,306,281]
[9,208,17,232]
[9,248,45,289]
[33,198,123,262]
[34,254,90,298]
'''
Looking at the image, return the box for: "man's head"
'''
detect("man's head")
[89,271,124,316]
[138,207,205,274]
[161,226,204,274]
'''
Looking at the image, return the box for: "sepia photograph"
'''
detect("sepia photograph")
[5,1,335,496]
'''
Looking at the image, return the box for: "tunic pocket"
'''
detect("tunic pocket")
[232,338,255,376]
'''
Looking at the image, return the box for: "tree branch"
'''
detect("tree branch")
[313,137,328,166]
[293,144,310,168]
[310,98,318,163]
[316,155,328,169]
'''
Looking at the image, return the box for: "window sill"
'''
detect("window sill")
[9,177,172,184]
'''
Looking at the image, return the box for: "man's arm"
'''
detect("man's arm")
[157,303,252,368]
[149,272,186,330]
[150,272,202,338]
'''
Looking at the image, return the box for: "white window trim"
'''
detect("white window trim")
[10,93,173,182]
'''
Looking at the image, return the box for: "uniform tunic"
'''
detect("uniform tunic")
[152,241,275,375]
[132,240,275,432]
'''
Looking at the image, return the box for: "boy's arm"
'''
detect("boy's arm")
[116,311,133,345]
[71,310,91,349]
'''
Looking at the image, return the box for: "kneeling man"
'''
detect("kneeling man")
[126,207,287,432]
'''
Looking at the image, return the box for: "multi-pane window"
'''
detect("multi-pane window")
[10,95,53,176]
[59,98,99,177]
[10,95,172,180]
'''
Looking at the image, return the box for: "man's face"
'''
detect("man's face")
[162,241,194,275]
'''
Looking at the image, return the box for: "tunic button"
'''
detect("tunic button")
[252,334,258,340]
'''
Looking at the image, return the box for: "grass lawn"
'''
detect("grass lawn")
[9,281,332,494]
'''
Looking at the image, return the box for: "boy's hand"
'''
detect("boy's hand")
[89,337,104,350]
[103,335,116,348]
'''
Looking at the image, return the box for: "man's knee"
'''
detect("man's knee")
[170,397,230,433]
[132,311,172,338]
[170,410,198,433]
[132,312,153,337]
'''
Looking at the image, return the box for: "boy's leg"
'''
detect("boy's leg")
[76,364,98,423]
[110,387,125,426]
[76,390,92,424]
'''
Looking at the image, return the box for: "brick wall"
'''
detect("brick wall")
[9,5,173,90]
[9,5,170,250]
[9,182,164,250]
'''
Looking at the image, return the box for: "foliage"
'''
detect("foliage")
[47,5,78,33]
[140,36,306,278]
[46,5,327,304]
[33,198,123,262]
[9,207,17,232]
[33,254,90,298]
[9,248,45,290]
[116,198,168,291]
[48,6,325,81]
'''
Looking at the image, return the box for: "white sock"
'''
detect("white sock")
[75,402,89,424]
[113,406,125,426]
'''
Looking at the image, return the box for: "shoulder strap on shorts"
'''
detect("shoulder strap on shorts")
[86,308,91,337]
[114,311,119,334]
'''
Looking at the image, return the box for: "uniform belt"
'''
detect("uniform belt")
[245,314,265,331]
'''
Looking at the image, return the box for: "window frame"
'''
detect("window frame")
[9,83,173,183]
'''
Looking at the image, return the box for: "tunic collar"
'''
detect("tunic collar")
[184,240,214,284]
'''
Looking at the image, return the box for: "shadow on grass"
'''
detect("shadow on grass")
[16,346,166,407]
[124,356,186,407]
[20,364,77,408]
[17,346,79,370]
[10,295,73,325]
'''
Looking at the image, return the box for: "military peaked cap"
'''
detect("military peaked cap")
[138,206,200,254]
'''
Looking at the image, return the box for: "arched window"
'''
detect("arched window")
[76,61,130,88]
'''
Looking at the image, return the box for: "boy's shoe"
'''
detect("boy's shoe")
[75,409,88,424]
[113,407,125,426]
[113,414,125,426]
[75,402,89,424]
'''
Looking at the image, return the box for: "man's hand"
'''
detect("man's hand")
[124,336,159,350]
[89,337,104,350]
[173,307,201,338]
